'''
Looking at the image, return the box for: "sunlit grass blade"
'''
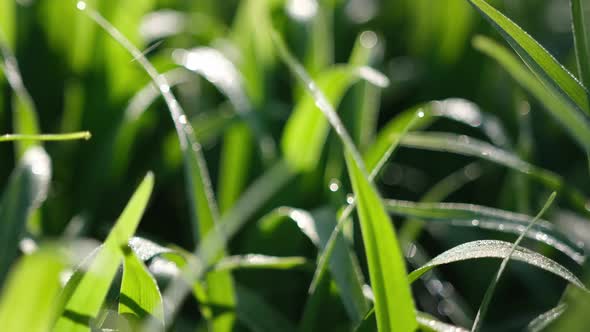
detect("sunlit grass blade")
[471,192,556,332]
[345,151,417,332]
[77,3,237,329]
[473,35,590,152]
[572,0,590,88]
[468,0,590,114]
[235,284,297,332]
[273,29,417,330]
[407,240,586,290]
[527,303,567,332]
[0,1,15,50]
[281,64,388,171]
[0,132,92,142]
[0,248,65,332]
[214,254,309,272]
[53,172,154,332]
[386,198,585,264]
[307,108,422,322]
[0,147,51,284]
[398,131,590,215]
[119,248,164,327]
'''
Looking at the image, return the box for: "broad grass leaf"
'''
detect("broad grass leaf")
[0,249,65,332]
[53,172,154,332]
[345,151,417,332]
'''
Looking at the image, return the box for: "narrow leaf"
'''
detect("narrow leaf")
[386,199,585,264]
[54,172,154,332]
[345,152,417,332]
[473,35,590,152]
[527,303,567,332]
[0,147,51,284]
[407,240,586,291]
[119,249,165,326]
[572,0,590,88]
[468,0,590,114]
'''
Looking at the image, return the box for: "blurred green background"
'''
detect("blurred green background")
[0,0,587,331]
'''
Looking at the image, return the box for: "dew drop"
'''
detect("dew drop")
[76,1,87,11]
[328,179,340,192]
[346,194,355,205]
[178,114,187,125]
[471,219,480,226]
[417,110,425,118]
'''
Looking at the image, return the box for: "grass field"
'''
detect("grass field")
[1,0,590,331]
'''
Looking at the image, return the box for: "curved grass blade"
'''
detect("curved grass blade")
[399,131,590,215]
[0,132,91,142]
[76,3,237,330]
[119,248,164,327]
[53,172,154,332]
[0,147,51,284]
[407,240,586,291]
[468,0,590,115]
[385,199,585,264]
[471,192,556,332]
[0,248,65,332]
[572,0,590,88]
[356,309,469,332]
[473,35,590,152]
[527,303,567,332]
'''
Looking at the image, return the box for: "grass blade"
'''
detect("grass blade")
[0,35,40,158]
[572,0,590,88]
[345,151,417,332]
[53,172,154,332]
[0,248,65,332]
[468,0,590,114]
[398,131,590,215]
[527,303,567,332]
[281,64,388,171]
[471,192,556,331]
[473,35,590,152]
[0,132,91,142]
[273,29,417,331]
[356,309,469,332]
[77,3,237,329]
[214,255,309,272]
[0,147,51,284]
[386,199,585,264]
[407,239,586,291]
[119,248,164,327]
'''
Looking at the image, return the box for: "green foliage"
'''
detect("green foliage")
[2,0,590,331]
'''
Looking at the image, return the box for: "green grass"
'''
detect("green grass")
[1,0,590,331]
